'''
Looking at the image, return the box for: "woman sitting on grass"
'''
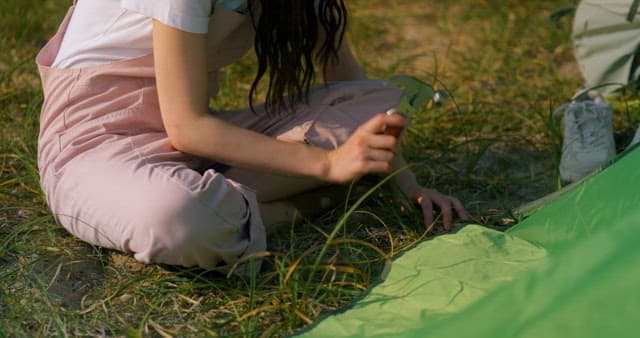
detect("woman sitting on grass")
[35,0,469,270]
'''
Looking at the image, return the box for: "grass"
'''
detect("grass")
[2,0,639,337]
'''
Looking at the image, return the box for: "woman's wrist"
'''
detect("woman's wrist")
[393,174,420,196]
[315,148,334,182]
[389,157,418,192]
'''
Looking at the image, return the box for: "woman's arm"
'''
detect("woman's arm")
[152,20,405,184]
[316,31,470,228]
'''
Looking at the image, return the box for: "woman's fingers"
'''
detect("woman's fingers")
[359,112,406,133]
[431,193,455,229]
[413,189,471,230]
[327,112,408,183]
[365,133,399,151]
[450,196,471,221]
[417,194,435,228]
[384,111,409,130]
[356,113,408,153]
[364,147,396,162]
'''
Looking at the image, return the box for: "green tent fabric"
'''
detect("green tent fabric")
[296,147,640,337]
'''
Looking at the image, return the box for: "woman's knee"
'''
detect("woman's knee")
[130,189,252,268]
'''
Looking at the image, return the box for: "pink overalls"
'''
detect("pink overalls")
[36,1,402,269]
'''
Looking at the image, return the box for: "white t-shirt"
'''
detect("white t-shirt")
[53,0,247,68]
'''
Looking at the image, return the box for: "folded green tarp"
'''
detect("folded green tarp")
[297,147,640,337]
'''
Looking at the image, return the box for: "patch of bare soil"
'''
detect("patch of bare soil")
[352,2,458,78]
[355,1,581,90]
[31,243,106,310]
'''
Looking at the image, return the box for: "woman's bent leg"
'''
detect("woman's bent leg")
[49,137,266,269]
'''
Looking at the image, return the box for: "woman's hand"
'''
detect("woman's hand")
[401,186,470,230]
[390,157,470,230]
[325,113,408,183]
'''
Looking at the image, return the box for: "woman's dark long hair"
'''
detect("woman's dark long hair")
[247,0,348,114]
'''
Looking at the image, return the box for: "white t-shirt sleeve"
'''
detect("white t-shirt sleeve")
[121,0,214,34]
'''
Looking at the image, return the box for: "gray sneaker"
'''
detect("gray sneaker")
[556,91,616,182]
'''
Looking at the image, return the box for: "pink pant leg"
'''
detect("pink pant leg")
[216,80,402,148]
[49,134,265,269]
